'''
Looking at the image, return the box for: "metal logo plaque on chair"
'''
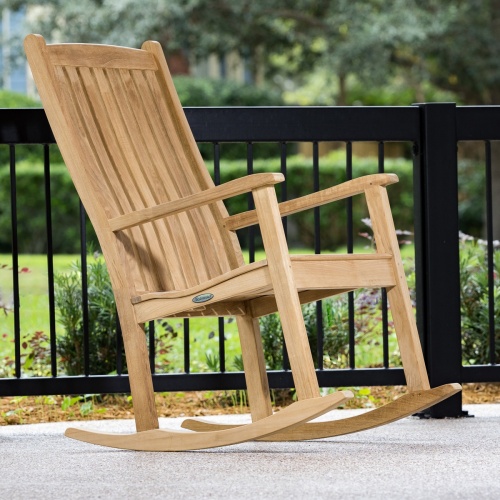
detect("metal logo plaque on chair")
[192,293,214,304]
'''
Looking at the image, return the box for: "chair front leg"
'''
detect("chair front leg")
[365,185,430,391]
[252,186,320,400]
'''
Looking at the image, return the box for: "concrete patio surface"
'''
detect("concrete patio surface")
[1,404,499,499]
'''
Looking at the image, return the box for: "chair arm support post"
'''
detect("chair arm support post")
[224,173,398,231]
[109,173,284,232]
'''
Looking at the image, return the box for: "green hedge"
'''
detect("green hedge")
[0,153,485,253]
[173,76,284,107]
[174,76,286,160]
[0,162,98,253]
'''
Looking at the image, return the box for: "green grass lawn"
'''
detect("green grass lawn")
[1,254,76,361]
[0,253,244,375]
[1,246,412,376]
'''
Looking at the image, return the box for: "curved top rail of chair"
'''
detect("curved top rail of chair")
[47,41,158,70]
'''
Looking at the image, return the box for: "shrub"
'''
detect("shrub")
[0,154,414,253]
[54,254,177,375]
[55,256,121,375]
[12,233,498,377]
[259,313,285,370]
[259,290,400,371]
[460,233,500,365]
[0,89,40,108]
[259,231,498,369]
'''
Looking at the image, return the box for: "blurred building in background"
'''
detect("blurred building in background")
[1,7,31,94]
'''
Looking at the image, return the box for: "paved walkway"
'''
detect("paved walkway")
[1,404,499,499]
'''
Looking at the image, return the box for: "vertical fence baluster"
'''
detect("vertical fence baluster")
[184,318,190,373]
[246,142,255,263]
[9,145,21,378]
[149,320,155,374]
[218,317,226,373]
[313,142,321,254]
[79,202,90,376]
[280,142,290,371]
[116,316,123,375]
[214,142,226,372]
[213,141,221,186]
[378,142,390,368]
[43,144,57,377]
[280,142,288,237]
[484,141,497,364]
[346,142,355,369]
[313,142,324,369]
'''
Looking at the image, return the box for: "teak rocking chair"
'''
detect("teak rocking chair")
[25,35,460,451]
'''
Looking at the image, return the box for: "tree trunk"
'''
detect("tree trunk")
[338,73,347,106]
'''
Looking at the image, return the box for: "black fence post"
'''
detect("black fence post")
[413,103,465,417]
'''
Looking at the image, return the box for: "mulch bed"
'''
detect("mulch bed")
[1,383,498,426]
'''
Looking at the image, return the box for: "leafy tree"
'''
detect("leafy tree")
[422,0,500,105]
[5,1,498,104]
[6,0,500,236]
[3,1,438,93]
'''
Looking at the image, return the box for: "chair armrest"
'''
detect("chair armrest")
[223,173,398,231]
[109,173,284,232]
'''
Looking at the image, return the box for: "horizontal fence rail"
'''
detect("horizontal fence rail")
[1,104,499,417]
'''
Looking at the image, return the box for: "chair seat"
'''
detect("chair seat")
[132,253,396,321]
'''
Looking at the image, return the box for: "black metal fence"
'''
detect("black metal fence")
[1,103,499,417]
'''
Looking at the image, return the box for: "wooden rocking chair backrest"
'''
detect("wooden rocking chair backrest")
[25,35,243,295]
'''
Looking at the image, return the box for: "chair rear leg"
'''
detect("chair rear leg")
[236,315,273,420]
[365,185,430,391]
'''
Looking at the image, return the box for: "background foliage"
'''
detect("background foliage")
[6,1,500,106]
[0,154,488,253]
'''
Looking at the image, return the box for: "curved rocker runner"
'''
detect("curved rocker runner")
[181,383,462,440]
[24,35,461,452]
[65,391,352,451]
